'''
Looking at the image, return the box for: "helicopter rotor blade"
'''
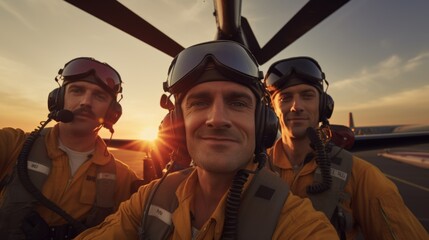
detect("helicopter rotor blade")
[257,0,350,64]
[64,0,184,58]
[240,16,261,59]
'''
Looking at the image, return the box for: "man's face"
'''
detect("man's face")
[272,82,320,140]
[62,81,113,136]
[181,81,256,173]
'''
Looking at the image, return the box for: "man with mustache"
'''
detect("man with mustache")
[264,56,428,239]
[0,57,139,240]
[75,41,338,239]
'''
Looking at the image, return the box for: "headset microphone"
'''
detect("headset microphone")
[48,110,74,123]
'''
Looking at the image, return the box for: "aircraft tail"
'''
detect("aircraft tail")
[349,112,355,128]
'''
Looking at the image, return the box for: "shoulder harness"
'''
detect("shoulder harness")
[308,145,354,238]
[0,128,117,236]
[140,167,289,240]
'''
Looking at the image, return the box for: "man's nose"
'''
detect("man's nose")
[80,92,93,107]
[290,98,303,113]
[206,100,231,128]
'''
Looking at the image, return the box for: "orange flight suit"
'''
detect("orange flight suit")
[0,125,140,225]
[75,166,339,240]
[268,138,429,240]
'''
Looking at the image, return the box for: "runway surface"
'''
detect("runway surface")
[353,143,429,231]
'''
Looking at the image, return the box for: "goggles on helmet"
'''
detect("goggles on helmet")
[264,57,325,94]
[59,57,122,96]
[163,40,262,94]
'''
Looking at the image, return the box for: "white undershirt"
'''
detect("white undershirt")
[59,141,94,176]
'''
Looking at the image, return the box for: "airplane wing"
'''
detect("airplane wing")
[351,131,429,152]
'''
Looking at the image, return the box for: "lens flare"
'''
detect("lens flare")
[140,127,159,141]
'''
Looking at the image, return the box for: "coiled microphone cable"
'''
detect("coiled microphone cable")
[221,169,249,240]
[306,127,332,194]
[221,152,266,240]
[16,113,87,234]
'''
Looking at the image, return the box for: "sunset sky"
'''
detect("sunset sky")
[1,0,428,140]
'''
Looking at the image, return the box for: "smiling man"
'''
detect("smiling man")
[0,57,139,240]
[264,56,428,239]
[75,41,338,240]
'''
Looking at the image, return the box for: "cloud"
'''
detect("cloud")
[336,84,429,111]
[404,52,429,71]
[332,51,429,126]
[0,1,36,31]
[0,56,27,84]
[331,51,429,90]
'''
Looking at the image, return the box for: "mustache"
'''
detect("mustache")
[73,106,96,119]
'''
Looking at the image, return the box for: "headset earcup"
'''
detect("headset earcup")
[319,93,334,122]
[47,87,64,112]
[261,105,279,149]
[325,94,334,119]
[171,108,188,155]
[158,109,190,166]
[104,101,122,129]
[255,102,279,152]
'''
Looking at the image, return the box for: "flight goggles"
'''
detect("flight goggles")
[60,57,122,95]
[163,40,262,94]
[264,57,325,93]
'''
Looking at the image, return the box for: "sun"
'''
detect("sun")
[140,127,159,142]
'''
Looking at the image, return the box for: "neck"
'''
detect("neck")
[58,125,99,152]
[192,167,232,229]
[281,135,312,166]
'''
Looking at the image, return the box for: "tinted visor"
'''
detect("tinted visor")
[164,40,261,94]
[60,57,122,95]
[264,57,324,93]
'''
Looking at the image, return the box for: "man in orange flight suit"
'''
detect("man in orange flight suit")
[0,57,139,240]
[75,41,339,240]
[264,56,428,239]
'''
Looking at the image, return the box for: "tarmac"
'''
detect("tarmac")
[353,142,429,231]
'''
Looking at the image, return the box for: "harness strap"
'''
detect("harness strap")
[0,129,51,239]
[308,145,353,239]
[309,146,352,218]
[7,129,51,203]
[237,168,289,239]
[0,128,118,238]
[141,168,289,240]
[141,168,193,240]
[84,158,117,227]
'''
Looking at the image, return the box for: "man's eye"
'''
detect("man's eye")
[189,101,207,108]
[279,95,292,102]
[70,88,83,93]
[230,101,247,108]
[303,93,316,99]
[96,93,109,101]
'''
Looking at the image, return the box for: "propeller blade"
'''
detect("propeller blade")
[240,16,262,59]
[64,0,184,58]
[257,0,350,64]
